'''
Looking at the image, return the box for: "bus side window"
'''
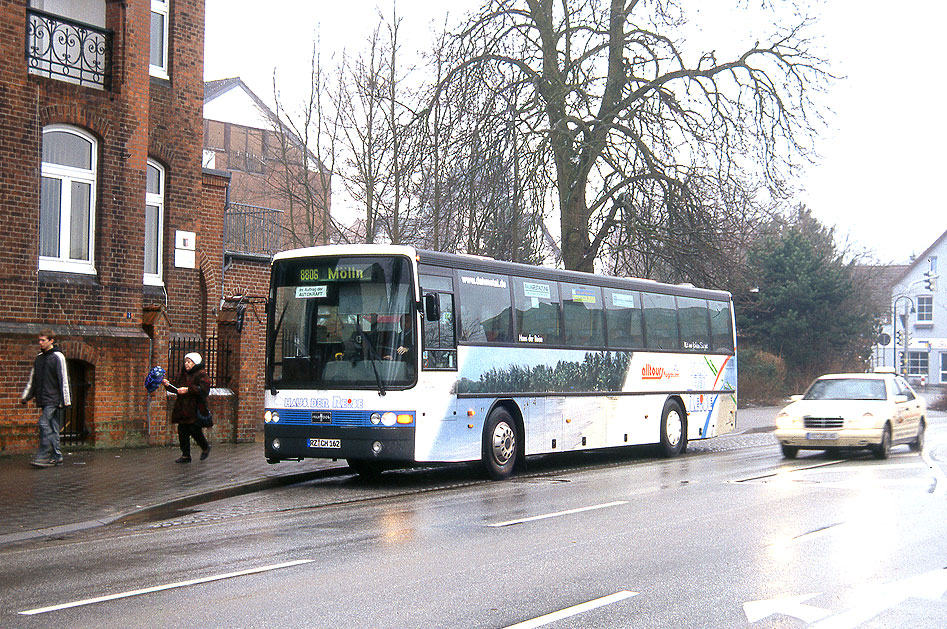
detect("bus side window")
[708,300,734,352]
[604,288,643,349]
[677,296,710,352]
[561,283,604,347]
[422,292,457,370]
[457,271,513,343]
[641,292,680,350]
[513,277,561,344]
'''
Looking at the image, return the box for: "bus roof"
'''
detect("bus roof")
[272,244,732,301]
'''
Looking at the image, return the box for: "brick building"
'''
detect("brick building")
[203,77,331,251]
[0,0,260,453]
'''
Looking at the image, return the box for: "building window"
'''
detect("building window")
[940,353,947,384]
[40,126,96,274]
[906,351,928,377]
[917,294,933,323]
[144,160,165,285]
[149,0,169,78]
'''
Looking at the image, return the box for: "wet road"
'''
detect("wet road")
[2,416,946,628]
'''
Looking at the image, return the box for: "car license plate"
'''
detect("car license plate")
[309,438,341,449]
[806,432,839,440]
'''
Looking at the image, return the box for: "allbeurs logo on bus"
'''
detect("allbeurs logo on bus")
[641,364,680,380]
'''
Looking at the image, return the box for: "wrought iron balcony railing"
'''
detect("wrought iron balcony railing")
[26,8,112,90]
[224,203,285,258]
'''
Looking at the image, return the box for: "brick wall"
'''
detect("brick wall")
[0,0,218,454]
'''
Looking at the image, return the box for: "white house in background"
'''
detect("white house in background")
[872,229,947,386]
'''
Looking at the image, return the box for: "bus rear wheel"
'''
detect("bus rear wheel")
[659,399,686,458]
[483,407,518,480]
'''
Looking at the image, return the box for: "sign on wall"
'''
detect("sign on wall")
[174,230,196,269]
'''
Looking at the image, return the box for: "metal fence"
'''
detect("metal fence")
[26,8,112,90]
[224,202,284,257]
[168,335,233,389]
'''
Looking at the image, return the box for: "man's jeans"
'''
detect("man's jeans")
[35,405,63,462]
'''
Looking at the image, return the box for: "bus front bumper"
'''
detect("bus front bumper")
[264,424,415,462]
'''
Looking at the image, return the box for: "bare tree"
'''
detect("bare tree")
[267,42,341,248]
[440,0,830,272]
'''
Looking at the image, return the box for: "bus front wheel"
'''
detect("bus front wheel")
[483,407,518,480]
[659,399,686,457]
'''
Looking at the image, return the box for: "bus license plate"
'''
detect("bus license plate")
[806,432,838,440]
[309,438,341,449]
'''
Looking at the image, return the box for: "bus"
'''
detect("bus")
[263,244,737,479]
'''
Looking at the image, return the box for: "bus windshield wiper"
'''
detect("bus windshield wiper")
[359,330,387,396]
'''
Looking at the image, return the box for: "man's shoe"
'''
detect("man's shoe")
[30,459,53,468]
[200,444,211,461]
[175,456,191,463]
[51,457,64,465]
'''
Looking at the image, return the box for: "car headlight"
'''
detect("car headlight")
[775,411,798,430]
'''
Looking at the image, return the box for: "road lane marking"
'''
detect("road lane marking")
[921,447,947,495]
[487,500,627,528]
[503,590,638,629]
[19,559,314,616]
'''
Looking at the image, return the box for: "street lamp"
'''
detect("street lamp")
[892,295,915,374]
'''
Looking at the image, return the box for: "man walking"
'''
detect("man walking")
[20,330,71,468]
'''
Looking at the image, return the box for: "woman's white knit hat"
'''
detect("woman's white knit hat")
[184,352,203,365]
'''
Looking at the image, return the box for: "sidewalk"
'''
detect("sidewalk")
[0,442,348,546]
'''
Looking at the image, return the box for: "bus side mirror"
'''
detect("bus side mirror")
[424,293,440,321]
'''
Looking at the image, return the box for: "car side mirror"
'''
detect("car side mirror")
[424,293,440,321]
[893,394,908,403]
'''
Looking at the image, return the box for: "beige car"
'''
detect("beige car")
[775,372,926,459]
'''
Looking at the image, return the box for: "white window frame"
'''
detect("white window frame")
[906,350,928,377]
[39,125,97,275]
[144,159,165,286]
[916,294,933,323]
[149,0,169,79]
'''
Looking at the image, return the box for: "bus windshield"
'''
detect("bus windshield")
[268,255,417,391]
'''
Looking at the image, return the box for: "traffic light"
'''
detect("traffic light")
[896,330,903,345]
[923,270,938,291]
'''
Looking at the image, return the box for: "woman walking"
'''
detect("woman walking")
[162,352,211,463]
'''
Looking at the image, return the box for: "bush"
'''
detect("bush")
[930,389,947,412]
[738,346,789,406]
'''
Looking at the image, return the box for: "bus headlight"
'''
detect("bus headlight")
[381,412,397,426]
[370,412,382,425]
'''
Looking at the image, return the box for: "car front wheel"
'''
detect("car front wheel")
[780,444,798,459]
[909,420,926,452]
[873,425,892,460]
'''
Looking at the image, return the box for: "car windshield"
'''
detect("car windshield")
[803,378,887,401]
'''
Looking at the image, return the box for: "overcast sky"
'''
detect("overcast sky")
[204,0,947,265]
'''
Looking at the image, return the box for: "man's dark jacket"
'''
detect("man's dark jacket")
[21,344,72,408]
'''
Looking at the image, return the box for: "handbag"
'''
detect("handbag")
[196,402,214,428]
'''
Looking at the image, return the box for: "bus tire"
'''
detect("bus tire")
[659,399,686,458]
[483,407,518,480]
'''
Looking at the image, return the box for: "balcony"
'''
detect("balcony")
[26,8,112,90]
[224,203,284,259]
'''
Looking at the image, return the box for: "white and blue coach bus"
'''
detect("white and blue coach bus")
[263,245,737,479]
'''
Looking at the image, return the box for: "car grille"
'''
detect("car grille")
[804,417,844,429]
